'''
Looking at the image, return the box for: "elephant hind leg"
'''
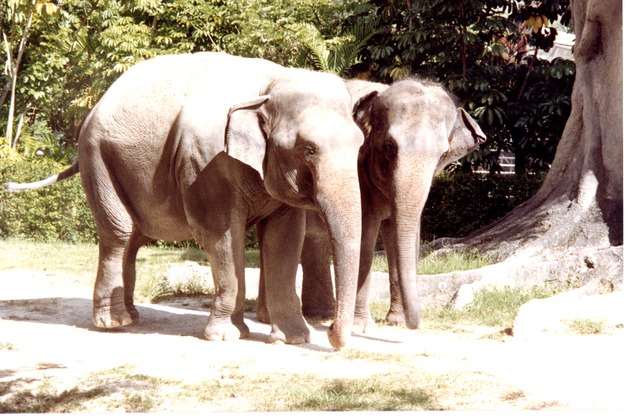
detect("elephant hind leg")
[83,159,137,328]
[92,237,135,328]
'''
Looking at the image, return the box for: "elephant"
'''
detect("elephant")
[4,52,367,349]
[256,78,486,330]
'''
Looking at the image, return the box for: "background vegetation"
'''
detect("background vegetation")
[1,0,571,243]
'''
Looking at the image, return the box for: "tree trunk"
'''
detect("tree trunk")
[2,1,37,146]
[420,0,623,305]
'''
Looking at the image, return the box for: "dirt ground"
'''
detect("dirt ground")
[0,268,626,413]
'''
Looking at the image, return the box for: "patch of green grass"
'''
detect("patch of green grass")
[1,358,521,412]
[82,365,179,413]
[145,272,214,303]
[287,374,434,411]
[369,284,560,332]
[371,250,493,275]
[182,370,439,411]
[368,300,391,324]
[564,318,606,335]
[0,385,107,413]
[423,285,558,331]
[331,348,420,365]
[418,251,494,275]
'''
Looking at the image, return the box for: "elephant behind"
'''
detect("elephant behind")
[5,52,366,349]
[257,78,485,329]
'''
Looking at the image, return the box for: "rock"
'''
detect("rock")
[512,291,624,338]
[162,261,214,292]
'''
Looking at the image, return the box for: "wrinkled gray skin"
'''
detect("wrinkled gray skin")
[6,52,364,349]
[257,78,485,329]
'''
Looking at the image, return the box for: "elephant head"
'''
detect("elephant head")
[225,70,365,348]
[353,78,485,329]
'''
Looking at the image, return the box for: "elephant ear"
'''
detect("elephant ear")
[436,108,486,174]
[224,96,270,179]
[448,108,486,159]
[352,91,379,136]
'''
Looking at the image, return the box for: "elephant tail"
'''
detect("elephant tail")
[4,161,80,193]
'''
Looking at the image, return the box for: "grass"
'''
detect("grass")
[0,347,532,412]
[371,250,493,275]
[422,285,558,331]
[369,284,560,333]
[437,286,556,327]
[0,359,452,412]
[564,318,606,335]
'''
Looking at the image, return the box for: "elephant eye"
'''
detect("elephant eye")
[302,142,318,160]
[384,139,397,159]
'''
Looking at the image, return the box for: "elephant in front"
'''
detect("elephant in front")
[5,52,365,349]
[257,78,485,329]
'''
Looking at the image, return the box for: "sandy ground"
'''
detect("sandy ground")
[0,268,626,413]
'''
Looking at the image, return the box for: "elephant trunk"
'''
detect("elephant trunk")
[390,157,434,329]
[316,156,362,349]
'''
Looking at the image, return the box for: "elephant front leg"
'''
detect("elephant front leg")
[353,217,381,332]
[381,219,405,326]
[201,229,250,341]
[300,235,335,320]
[262,208,311,344]
[93,241,135,328]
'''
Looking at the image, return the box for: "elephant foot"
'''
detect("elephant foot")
[126,305,140,323]
[269,318,311,345]
[352,315,376,333]
[93,304,135,328]
[327,322,351,350]
[256,305,271,324]
[204,320,250,341]
[386,310,406,327]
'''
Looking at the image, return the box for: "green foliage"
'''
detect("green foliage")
[298,15,382,76]
[421,172,545,240]
[347,0,574,174]
[4,0,574,176]
[3,0,358,159]
[0,160,96,242]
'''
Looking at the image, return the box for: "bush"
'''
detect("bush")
[0,160,97,243]
[421,172,545,241]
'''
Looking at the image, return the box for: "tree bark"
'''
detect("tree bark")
[420,0,623,304]
[2,1,37,146]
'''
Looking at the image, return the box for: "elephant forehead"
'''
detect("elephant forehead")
[300,109,362,144]
[267,110,362,154]
[268,73,352,113]
[388,117,450,154]
[270,90,351,118]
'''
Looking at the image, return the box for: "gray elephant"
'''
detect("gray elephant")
[5,52,366,349]
[257,78,485,330]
